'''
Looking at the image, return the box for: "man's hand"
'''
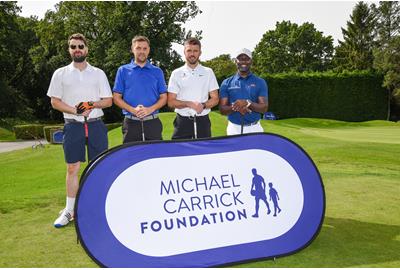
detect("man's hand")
[232,99,247,111]
[191,102,204,114]
[76,101,94,115]
[135,105,154,119]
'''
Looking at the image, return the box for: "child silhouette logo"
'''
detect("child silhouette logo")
[250,168,271,218]
[268,182,282,217]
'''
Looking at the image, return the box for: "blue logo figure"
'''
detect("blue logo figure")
[268,182,282,217]
[250,168,271,218]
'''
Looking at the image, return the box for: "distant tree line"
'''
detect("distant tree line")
[1,1,399,122]
[205,2,400,121]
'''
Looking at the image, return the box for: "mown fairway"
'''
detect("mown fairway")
[0,112,399,267]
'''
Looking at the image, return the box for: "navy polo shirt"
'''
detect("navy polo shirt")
[113,60,167,116]
[220,73,268,125]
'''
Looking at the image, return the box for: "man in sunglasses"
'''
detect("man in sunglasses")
[47,33,113,228]
[113,35,167,142]
[219,48,268,135]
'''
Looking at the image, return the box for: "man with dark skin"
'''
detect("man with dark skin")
[219,48,268,135]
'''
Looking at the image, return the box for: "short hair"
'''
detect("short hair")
[184,37,201,49]
[132,35,150,46]
[68,33,88,46]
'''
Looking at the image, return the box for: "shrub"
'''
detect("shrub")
[43,125,63,142]
[13,124,45,140]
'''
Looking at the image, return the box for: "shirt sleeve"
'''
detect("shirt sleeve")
[157,69,167,94]
[113,67,125,94]
[219,79,229,99]
[47,68,63,99]
[208,69,219,92]
[167,71,179,94]
[99,70,113,98]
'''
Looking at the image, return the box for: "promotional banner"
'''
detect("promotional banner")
[75,133,325,267]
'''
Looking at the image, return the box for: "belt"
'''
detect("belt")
[243,121,259,126]
[125,114,158,121]
[177,113,208,119]
[64,117,102,124]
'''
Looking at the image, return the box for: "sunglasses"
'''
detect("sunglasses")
[70,44,85,50]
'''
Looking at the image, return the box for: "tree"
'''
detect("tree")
[252,20,334,74]
[333,1,376,71]
[370,2,400,120]
[0,2,35,119]
[202,54,236,83]
[30,1,200,121]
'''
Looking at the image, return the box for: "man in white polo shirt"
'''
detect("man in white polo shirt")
[47,33,112,228]
[167,37,219,139]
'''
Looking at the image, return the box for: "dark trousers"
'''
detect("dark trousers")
[122,117,163,143]
[172,114,211,140]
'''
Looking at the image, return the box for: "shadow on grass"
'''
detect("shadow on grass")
[240,217,400,267]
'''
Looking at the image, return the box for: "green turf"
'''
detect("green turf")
[0,112,399,267]
[0,127,16,141]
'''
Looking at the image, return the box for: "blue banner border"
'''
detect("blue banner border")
[75,132,326,268]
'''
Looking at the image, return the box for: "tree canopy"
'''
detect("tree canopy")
[1,1,200,121]
[333,1,376,71]
[252,20,334,74]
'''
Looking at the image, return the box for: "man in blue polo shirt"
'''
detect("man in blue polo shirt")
[219,48,268,135]
[113,35,167,143]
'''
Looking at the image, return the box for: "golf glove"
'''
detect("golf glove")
[76,101,94,114]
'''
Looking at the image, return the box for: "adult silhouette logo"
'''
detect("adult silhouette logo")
[75,133,325,267]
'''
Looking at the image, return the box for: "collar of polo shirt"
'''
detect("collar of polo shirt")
[68,62,94,72]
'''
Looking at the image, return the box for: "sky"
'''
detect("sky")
[18,1,360,61]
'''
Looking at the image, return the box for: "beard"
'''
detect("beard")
[186,56,199,65]
[73,55,87,63]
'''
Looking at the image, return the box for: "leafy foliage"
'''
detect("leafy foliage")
[202,54,236,84]
[333,2,376,71]
[253,21,334,74]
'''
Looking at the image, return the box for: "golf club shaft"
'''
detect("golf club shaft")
[240,114,244,134]
[141,118,145,141]
[84,116,89,163]
[193,115,197,139]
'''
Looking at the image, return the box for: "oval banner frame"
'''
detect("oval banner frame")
[75,133,325,267]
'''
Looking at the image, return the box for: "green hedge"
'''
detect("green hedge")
[261,71,388,121]
[43,125,63,142]
[13,124,45,140]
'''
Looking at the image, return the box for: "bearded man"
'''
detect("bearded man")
[47,33,113,228]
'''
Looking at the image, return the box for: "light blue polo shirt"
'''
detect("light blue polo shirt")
[219,72,268,125]
[113,60,167,116]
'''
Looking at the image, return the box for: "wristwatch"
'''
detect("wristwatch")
[246,99,252,108]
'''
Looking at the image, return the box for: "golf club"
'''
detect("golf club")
[84,116,89,163]
[140,117,145,141]
[240,113,244,134]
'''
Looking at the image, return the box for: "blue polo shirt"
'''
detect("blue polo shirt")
[113,60,167,116]
[219,73,268,125]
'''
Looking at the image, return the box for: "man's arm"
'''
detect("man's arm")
[247,96,268,113]
[51,97,78,115]
[219,97,234,116]
[94,98,112,109]
[203,89,219,111]
[113,92,140,116]
[167,92,199,111]
[136,93,167,118]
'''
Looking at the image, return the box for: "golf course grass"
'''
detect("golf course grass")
[0,112,399,267]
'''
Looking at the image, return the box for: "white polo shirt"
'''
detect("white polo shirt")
[47,62,112,121]
[168,63,219,116]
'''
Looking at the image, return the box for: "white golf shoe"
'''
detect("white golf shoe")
[54,209,74,228]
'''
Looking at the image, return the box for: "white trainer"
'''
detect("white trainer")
[54,209,74,228]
